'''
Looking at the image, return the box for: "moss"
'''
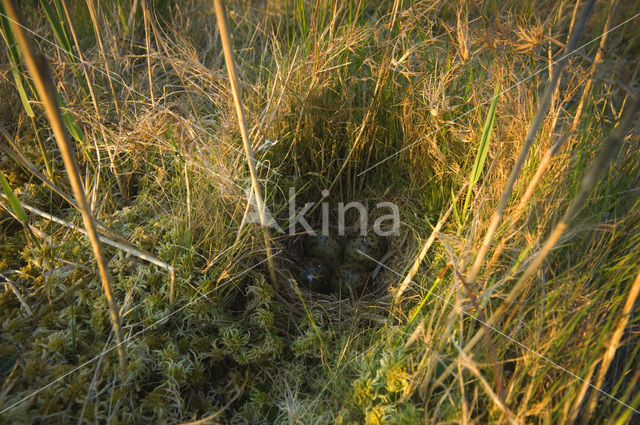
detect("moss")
[22,357,46,382]
[0,1,638,424]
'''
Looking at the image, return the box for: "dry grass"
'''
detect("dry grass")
[0,0,639,424]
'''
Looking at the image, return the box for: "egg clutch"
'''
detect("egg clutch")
[294,233,388,297]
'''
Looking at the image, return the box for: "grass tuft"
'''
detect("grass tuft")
[0,1,639,424]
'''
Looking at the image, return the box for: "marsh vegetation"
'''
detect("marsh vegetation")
[0,0,639,423]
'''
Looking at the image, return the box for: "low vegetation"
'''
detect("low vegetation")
[0,0,639,423]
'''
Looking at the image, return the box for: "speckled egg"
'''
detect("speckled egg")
[330,262,370,297]
[343,233,387,271]
[302,234,342,268]
[295,257,331,293]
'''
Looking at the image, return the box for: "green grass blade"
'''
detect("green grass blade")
[10,65,34,117]
[0,4,20,60]
[0,171,28,223]
[40,0,75,60]
[296,0,306,35]
[2,8,84,144]
[57,94,84,143]
[1,6,34,116]
[451,187,461,227]
[394,274,442,349]
[463,81,500,222]
[114,0,129,32]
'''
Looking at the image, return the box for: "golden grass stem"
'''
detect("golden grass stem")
[486,132,572,269]
[83,0,131,202]
[393,199,456,305]
[581,260,640,423]
[59,0,96,107]
[566,361,598,424]
[465,94,638,355]
[84,0,120,115]
[60,0,129,204]
[571,0,619,127]
[432,93,638,394]
[491,0,619,269]
[467,0,596,285]
[2,0,127,381]
[213,0,277,285]
[142,0,154,106]
[458,349,519,425]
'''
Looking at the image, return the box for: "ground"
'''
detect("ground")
[0,0,640,424]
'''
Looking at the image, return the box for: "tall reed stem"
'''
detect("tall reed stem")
[213,0,277,285]
[2,0,127,381]
[465,94,638,354]
[466,0,596,285]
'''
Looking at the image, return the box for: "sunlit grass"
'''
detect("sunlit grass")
[0,0,639,424]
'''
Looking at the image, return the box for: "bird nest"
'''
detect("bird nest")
[271,232,397,325]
